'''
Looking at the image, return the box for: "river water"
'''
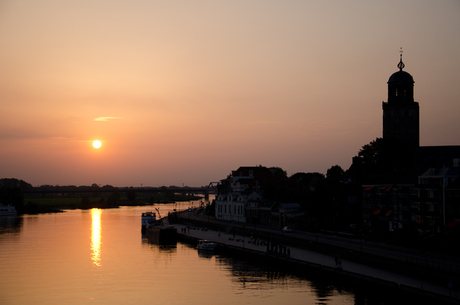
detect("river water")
[0,200,399,305]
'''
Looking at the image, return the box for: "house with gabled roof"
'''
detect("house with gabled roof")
[215,191,247,222]
[215,165,274,222]
[215,165,306,226]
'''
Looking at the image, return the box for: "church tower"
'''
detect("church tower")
[382,51,419,150]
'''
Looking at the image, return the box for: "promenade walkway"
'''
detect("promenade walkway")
[172,221,459,303]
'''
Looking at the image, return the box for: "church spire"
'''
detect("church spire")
[383,49,419,150]
[397,47,405,71]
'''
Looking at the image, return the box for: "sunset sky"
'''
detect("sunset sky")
[1,0,459,187]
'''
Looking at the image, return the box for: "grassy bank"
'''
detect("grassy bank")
[21,193,202,214]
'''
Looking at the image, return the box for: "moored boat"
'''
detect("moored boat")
[142,210,177,244]
[197,240,217,251]
[141,211,157,234]
[0,204,17,216]
[145,225,177,245]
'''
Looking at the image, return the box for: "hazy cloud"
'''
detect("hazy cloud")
[93,117,122,122]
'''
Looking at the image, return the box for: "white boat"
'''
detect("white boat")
[0,204,17,216]
[197,240,217,251]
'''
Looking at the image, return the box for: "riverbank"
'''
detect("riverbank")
[18,193,202,214]
[172,211,460,300]
[172,219,458,304]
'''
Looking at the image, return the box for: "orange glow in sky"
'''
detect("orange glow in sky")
[0,1,459,187]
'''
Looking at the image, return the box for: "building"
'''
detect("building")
[362,184,416,231]
[271,202,304,228]
[214,166,274,222]
[215,191,260,222]
[361,52,460,234]
[214,165,305,226]
[245,199,276,225]
[445,177,460,231]
[382,52,419,151]
[415,166,460,233]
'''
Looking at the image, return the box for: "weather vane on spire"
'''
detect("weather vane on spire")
[397,47,405,71]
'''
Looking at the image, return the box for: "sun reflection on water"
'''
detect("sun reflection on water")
[91,208,102,266]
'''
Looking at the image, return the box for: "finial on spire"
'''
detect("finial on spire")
[397,47,405,71]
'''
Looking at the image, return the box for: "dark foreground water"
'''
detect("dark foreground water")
[0,202,408,305]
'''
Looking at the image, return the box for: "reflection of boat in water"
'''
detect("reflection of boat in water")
[141,212,157,234]
[0,204,17,216]
[197,240,217,251]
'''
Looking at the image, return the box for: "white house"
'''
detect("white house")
[215,191,247,222]
[215,166,272,222]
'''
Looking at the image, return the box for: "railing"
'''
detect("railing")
[406,254,460,275]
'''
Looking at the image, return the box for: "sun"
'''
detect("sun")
[93,140,102,149]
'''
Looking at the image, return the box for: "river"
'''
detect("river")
[0,199,400,305]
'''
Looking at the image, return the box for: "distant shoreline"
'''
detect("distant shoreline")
[19,193,202,215]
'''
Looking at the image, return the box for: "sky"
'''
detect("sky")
[1,0,459,187]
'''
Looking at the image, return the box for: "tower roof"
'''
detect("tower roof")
[388,70,414,83]
[388,49,414,84]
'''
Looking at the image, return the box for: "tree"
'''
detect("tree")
[290,172,325,188]
[107,192,120,207]
[126,189,136,202]
[269,167,287,179]
[0,186,24,210]
[0,178,30,212]
[309,179,336,227]
[80,196,91,209]
[358,138,384,167]
[355,137,418,183]
[326,165,345,181]
[0,178,32,189]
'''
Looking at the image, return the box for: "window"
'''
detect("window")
[347,196,357,204]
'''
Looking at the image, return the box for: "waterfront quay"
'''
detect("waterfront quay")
[172,212,459,304]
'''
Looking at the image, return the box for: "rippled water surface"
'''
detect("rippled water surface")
[0,203,382,305]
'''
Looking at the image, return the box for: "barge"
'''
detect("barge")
[141,211,157,234]
[145,225,177,245]
[142,210,177,245]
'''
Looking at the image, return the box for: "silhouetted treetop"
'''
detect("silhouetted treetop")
[269,167,287,179]
[0,178,32,189]
[326,165,345,181]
